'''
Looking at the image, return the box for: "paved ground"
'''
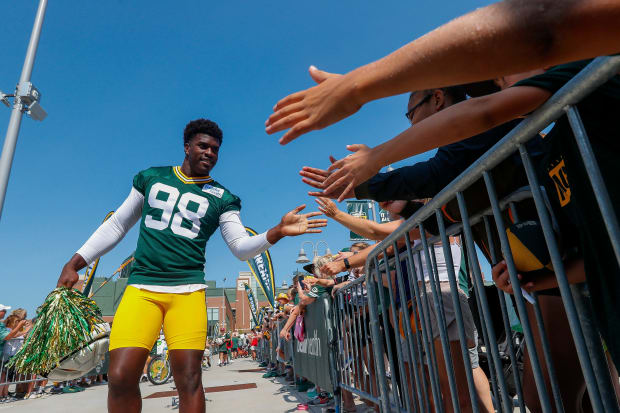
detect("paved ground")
[1,358,327,413]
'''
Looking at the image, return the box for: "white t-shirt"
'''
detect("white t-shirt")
[2,334,24,360]
[413,239,462,283]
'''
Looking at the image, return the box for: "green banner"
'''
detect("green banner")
[245,227,276,308]
[292,294,336,393]
[244,283,259,326]
[258,307,266,325]
[346,201,372,241]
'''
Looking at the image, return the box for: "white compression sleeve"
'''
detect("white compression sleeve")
[219,211,272,261]
[76,187,144,264]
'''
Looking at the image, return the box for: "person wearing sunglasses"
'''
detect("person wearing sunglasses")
[301,85,528,204]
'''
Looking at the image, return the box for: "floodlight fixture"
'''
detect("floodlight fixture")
[27,100,47,121]
[0,91,12,108]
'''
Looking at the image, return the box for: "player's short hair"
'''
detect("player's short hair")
[183,118,223,145]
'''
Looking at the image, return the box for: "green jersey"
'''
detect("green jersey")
[307,284,332,298]
[129,166,241,286]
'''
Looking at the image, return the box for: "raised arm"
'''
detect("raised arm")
[57,187,144,288]
[220,204,327,261]
[315,197,402,241]
[266,0,620,144]
[320,85,552,199]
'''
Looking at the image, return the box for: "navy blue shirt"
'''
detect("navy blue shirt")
[355,119,526,201]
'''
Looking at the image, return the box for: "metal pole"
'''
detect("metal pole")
[0,0,48,219]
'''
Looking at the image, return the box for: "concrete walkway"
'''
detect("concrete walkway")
[1,358,319,413]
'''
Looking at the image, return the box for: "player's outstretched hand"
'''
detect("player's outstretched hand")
[265,66,362,145]
[278,204,327,237]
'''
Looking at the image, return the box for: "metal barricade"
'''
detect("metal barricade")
[0,357,47,402]
[333,275,383,408]
[361,56,620,413]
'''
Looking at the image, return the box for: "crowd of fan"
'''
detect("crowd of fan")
[253,7,620,407]
[0,305,46,402]
[0,304,108,403]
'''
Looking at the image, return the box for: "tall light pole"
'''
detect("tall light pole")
[0,0,48,219]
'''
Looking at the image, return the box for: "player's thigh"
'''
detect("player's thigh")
[163,289,207,350]
[109,286,165,351]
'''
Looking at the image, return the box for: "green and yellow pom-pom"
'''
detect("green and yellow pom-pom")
[7,287,104,375]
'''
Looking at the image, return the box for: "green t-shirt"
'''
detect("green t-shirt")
[218,333,231,352]
[307,284,333,298]
[0,322,9,358]
[514,59,620,365]
[129,166,241,286]
[231,337,239,349]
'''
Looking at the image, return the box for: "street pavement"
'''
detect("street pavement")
[0,358,318,413]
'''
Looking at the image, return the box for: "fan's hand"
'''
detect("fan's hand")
[321,144,381,202]
[265,66,362,145]
[314,197,340,218]
[300,155,356,200]
[321,261,346,276]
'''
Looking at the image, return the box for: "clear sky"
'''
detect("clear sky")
[0,0,494,316]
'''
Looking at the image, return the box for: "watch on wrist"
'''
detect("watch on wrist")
[343,258,351,270]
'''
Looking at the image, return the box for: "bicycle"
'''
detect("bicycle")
[147,349,172,385]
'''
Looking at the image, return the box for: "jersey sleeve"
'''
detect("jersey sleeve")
[132,170,148,195]
[221,194,241,214]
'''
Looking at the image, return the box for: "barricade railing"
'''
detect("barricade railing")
[333,274,382,408]
[362,56,620,413]
[0,357,46,400]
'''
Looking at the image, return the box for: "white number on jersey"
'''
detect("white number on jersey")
[145,183,209,239]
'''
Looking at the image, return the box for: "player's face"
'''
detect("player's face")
[185,134,220,175]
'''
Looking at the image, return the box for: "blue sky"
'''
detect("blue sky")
[0,0,494,316]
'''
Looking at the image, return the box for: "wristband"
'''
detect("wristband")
[343,258,351,270]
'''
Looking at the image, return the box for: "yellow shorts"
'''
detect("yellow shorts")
[109,286,207,351]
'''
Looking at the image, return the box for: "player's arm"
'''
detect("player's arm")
[266,0,620,144]
[319,86,552,199]
[220,204,326,261]
[57,187,143,288]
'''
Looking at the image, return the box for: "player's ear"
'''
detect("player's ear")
[184,141,190,157]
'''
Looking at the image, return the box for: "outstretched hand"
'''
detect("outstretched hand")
[305,144,380,202]
[299,155,356,200]
[278,204,327,237]
[320,261,346,277]
[265,66,363,145]
[314,197,340,218]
